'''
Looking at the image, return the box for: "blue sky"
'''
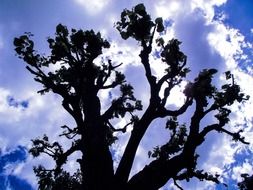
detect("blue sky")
[0,0,253,189]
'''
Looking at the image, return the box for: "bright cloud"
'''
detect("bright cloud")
[74,0,111,15]
[0,146,33,190]
[191,0,227,21]
[154,0,189,19]
[232,160,253,182]
[208,25,249,69]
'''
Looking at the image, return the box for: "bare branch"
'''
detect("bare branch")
[107,121,133,133]
[175,169,221,185]
[173,179,183,190]
[26,66,43,77]
[59,125,79,139]
[101,82,121,89]
[97,60,124,89]
[219,128,249,144]
[200,123,249,144]
[203,103,218,115]
[157,97,193,118]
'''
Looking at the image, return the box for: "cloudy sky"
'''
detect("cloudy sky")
[0,0,253,189]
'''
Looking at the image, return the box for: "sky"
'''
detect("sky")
[0,0,253,189]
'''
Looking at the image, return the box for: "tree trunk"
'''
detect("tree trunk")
[81,93,114,190]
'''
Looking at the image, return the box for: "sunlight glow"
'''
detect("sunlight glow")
[74,0,111,15]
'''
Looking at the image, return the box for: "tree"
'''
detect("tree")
[14,4,249,190]
[238,174,253,190]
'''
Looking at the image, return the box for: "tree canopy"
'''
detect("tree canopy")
[14,3,249,190]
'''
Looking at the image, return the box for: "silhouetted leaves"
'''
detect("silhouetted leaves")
[116,3,164,41]
[34,165,82,190]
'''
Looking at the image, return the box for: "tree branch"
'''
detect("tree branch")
[140,41,156,87]
[157,97,193,118]
[59,125,78,139]
[55,141,81,175]
[127,155,185,190]
[173,179,183,190]
[157,56,187,90]
[219,128,249,144]
[200,123,249,145]
[115,107,155,184]
[102,99,123,120]
[107,121,133,133]
[200,123,221,137]
[101,82,121,89]
[175,169,222,185]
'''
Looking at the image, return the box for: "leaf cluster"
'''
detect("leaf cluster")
[14,24,114,96]
[34,165,82,190]
[116,3,164,42]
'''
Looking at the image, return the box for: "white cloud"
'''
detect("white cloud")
[202,136,238,172]
[208,25,249,69]
[0,86,76,188]
[232,160,253,182]
[154,0,190,19]
[191,0,227,22]
[154,0,227,23]
[74,0,111,15]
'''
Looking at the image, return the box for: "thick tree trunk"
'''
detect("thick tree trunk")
[81,92,114,190]
[81,132,114,190]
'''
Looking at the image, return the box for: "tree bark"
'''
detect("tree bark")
[81,89,114,190]
[127,155,185,190]
[115,107,155,185]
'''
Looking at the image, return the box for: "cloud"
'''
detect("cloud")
[0,146,33,190]
[0,85,77,188]
[74,0,112,15]
[208,25,250,70]
[232,160,253,182]
[191,0,227,21]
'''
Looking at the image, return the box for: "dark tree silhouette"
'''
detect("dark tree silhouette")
[14,4,249,190]
[238,174,253,190]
